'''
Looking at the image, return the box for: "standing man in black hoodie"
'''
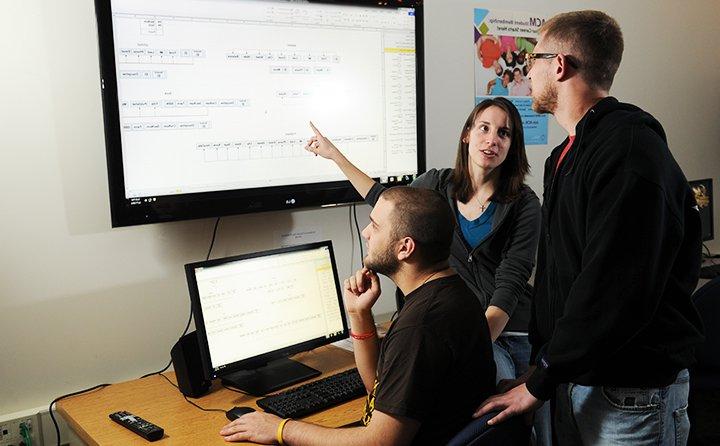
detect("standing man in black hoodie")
[475,10,704,445]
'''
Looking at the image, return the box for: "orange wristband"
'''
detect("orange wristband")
[350,330,376,340]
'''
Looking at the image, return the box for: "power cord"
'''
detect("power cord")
[140,217,221,379]
[703,243,712,257]
[702,243,719,264]
[206,217,221,261]
[49,384,111,446]
[138,305,193,379]
[48,217,223,445]
[158,373,226,413]
[352,204,364,266]
[348,205,355,273]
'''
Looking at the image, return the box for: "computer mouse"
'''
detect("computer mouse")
[226,406,256,421]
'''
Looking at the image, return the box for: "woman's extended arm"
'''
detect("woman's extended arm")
[485,305,511,342]
[306,122,376,199]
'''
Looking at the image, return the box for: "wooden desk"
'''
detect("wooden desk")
[57,346,364,445]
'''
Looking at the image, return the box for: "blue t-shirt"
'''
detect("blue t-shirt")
[490,77,508,96]
[457,201,496,248]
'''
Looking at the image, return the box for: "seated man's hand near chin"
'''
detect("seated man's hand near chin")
[220,412,282,444]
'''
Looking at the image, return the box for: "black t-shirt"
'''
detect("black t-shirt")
[362,275,496,445]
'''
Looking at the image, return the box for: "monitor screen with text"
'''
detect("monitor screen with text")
[190,243,346,373]
[97,0,424,226]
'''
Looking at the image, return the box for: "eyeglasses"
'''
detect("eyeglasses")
[527,52,580,70]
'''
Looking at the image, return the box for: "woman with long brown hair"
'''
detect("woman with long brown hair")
[307,98,545,442]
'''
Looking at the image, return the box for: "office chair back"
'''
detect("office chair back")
[692,276,720,383]
[688,276,720,444]
[446,410,530,446]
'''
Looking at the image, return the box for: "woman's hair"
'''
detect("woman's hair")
[502,70,513,83]
[502,51,516,66]
[516,50,527,64]
[451,97,529,204]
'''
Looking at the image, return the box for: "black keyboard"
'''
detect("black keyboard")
[700,264,720,279]
[256,368,366,418]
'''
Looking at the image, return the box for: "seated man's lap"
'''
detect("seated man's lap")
[493,335,532,382]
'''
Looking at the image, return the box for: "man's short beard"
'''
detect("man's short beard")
[364,240,400,276]
[532,82,558,114]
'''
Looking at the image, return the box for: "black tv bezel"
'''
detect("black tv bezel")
[94,0,426,227]
[185,240,349,381]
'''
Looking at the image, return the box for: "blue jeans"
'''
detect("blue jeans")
[554,369,690,445]
[493,335,531,381]
[493,335,552,446]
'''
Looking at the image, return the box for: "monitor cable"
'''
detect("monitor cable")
[140,217,221,379]
[158,373,226,413]
[206,217,221,261]
[48,217,223,445]
[138,306,193,379]
[702,243,719,263]
[352,204,364,267]
[348,205,355,274]
[49,384,111,446]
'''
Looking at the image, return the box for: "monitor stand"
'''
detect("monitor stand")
[220,358,321,395]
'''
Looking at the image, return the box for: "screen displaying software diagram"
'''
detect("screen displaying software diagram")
[194,246,344,370]
[111,0,418,199]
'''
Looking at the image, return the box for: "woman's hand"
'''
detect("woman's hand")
[305,121,341,160]
[304,121,376,199]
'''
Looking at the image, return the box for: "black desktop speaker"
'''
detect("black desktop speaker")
[171,331,211,398]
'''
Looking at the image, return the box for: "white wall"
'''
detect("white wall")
[2,0,719,424]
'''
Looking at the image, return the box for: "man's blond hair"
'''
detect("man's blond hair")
[540,10,623,91]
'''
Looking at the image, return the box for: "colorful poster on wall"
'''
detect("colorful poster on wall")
[474,9,547,145]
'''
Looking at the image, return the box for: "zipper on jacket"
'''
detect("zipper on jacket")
[451,181,525,265]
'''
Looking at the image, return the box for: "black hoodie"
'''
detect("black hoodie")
[526,97,704,400]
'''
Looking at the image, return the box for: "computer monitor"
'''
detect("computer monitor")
[185,241,348,395]
[690,178,714,241]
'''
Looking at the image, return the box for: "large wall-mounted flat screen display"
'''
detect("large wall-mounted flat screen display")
[94,0,425,226]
